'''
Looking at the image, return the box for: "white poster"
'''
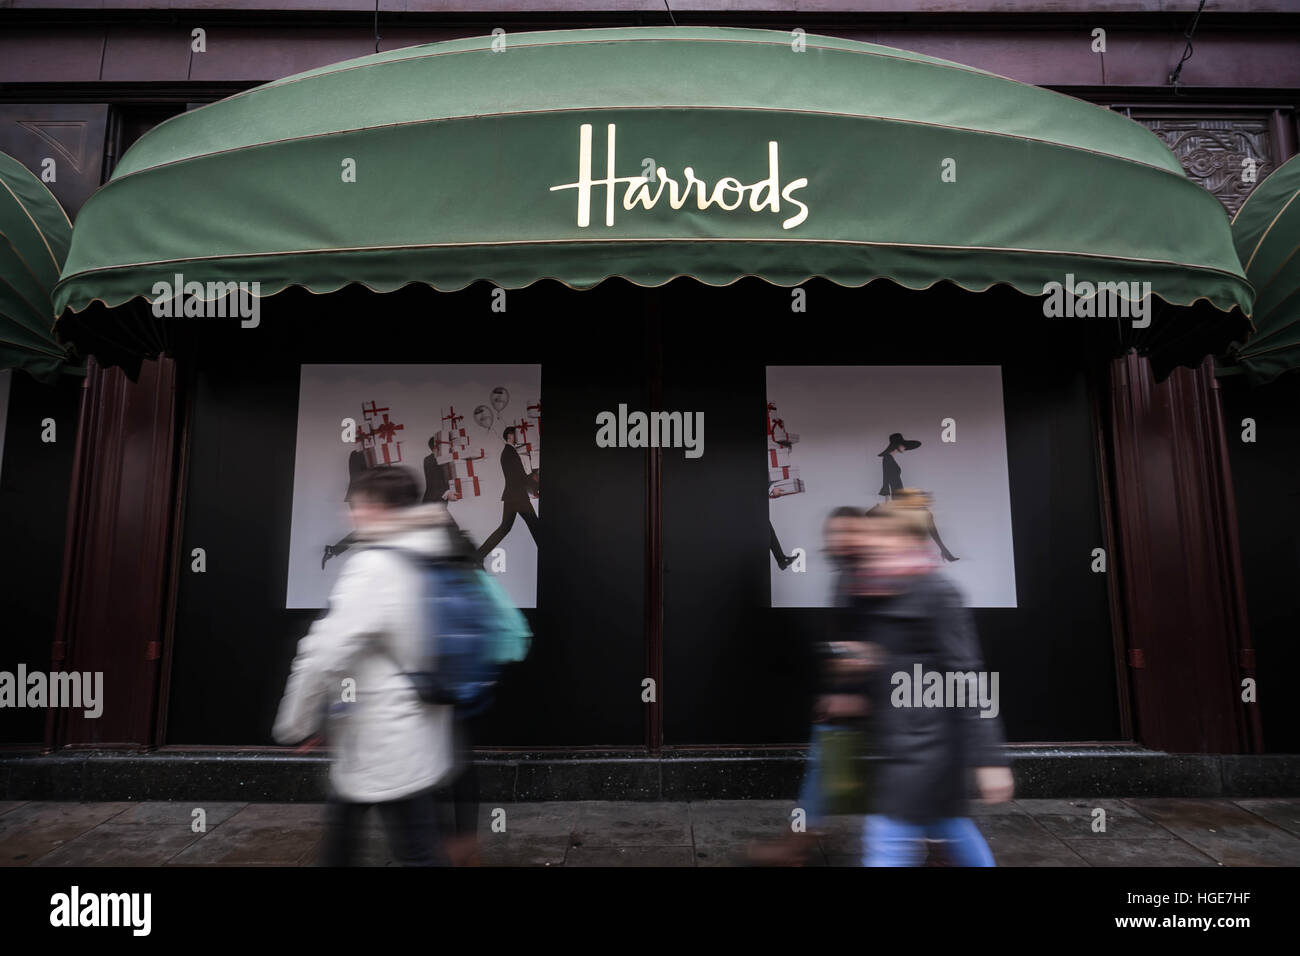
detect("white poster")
[767,365,1017,608]
[286,364,542,609]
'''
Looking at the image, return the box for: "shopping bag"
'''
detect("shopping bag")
[819,725,872,816]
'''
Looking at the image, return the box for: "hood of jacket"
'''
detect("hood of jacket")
[352,502,463,559]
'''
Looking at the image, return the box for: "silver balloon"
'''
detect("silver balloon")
[473,405,494,430]
[490,386,510,413]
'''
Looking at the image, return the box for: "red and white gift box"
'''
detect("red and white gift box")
[446,459,477,479]
[765,400,804,495]
[435,429,482,466]
[768,446,794,468]
[769,477,805,498]
[527,402,541,443]
[364,440,403,467]
[451,476,481,500]
[360,402,404,468]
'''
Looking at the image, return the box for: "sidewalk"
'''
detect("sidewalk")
[2,798,1298,866]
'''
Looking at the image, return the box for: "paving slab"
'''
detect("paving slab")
[111,801,248,827]
[972,805,1091,866]
[218,803,325,827]
[0,801,135,867]
[688,799,799,848]
[2,797,1298,866]
[569,800,691,848]
[30,824,203,866]
[465,801,577,865]
[476,801,581,839]
[1015,798,1177,840]
[1062,838,1220,867]
[479,833,569,867]
[1233,798,1300,839]
[165,817,323,866]
[1122,798,1300,866]
[565,845,695,866]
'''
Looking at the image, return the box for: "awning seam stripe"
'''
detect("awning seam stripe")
[103,104,1190,188]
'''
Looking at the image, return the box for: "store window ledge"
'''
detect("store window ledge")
[1,747,1295,803]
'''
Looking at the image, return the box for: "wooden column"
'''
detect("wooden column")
[1106,353,1261,753]
[47,356,182,748]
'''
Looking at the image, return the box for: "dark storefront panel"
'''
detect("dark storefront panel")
[166,282,648,746]
[1221,372,1300,753]
[0,104,107,218]
[660,279,1121,745]
[167,278,1123,747]
[0,371,80,743]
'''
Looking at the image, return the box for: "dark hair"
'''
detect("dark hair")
[502,425,517,441]
[349,465,420,509]
[427,436,438,451]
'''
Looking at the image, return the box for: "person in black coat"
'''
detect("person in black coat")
[855,502,1012,866]
[473,425,539,564]
[876,432,958,562]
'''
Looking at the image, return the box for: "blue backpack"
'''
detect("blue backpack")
[376,547,532,717]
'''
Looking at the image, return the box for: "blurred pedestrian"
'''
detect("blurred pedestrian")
[802,507,879,819]
[857,496,1012,866]
[750,506,879,865]
[274,465,458,866]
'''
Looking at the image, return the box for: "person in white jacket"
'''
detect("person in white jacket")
[274,465,460,866]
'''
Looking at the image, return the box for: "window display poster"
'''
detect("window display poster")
[766,365,1017,608]
[286,364,541,609]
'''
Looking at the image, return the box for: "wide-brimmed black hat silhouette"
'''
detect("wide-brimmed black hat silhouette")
[878,432,922,456]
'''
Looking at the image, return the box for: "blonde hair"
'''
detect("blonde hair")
[871,489,933,541]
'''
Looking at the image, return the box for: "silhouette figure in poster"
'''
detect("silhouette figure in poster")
[473,425,539,564]
[321,443,370,568]
[422,435,451,504]
[877,432,958,562]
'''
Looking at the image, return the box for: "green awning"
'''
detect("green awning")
[1228,154,1300,385]
[1,151,72,383]
[53,27,1252,366]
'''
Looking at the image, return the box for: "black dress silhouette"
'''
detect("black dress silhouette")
[879,451,905,498]
[877,436,958,563]
[769,522,795,571]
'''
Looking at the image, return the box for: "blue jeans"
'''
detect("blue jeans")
[796,723,838,826]
[863,814,996,867]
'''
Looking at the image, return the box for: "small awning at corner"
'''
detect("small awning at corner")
[1227,154,1300,385]
[1,151,72,383]
[52,27,1253,375]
